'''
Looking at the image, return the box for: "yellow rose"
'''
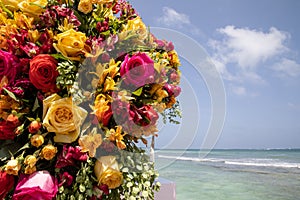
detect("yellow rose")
[43,94,88,143]
[18,0,48,17]
[53,29,89,61]
[5,159,21,176]
[40,144,57,160]
[24,155,37,168]
[78,0,93,14]
[94,156,123,189]
[1,0,23,11]
[24,165,37,174]
[30,134,44,147]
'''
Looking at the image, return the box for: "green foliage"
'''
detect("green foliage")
[162,101,182,124]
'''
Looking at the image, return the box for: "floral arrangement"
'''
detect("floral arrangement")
[0,0,181,199]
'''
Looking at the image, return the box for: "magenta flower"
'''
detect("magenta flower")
[12,171,58,200]
[164,84,181,97]
[0,50,20,84]
[58,172,74,187]
[120,52,155,88]
[55,145,88,168]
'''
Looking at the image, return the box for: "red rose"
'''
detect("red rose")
[29,54,58,93]
[129,105,158,127]
[0,170,15,199]
[0,120,17,140]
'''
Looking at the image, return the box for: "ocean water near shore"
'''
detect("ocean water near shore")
[155,149,300,200]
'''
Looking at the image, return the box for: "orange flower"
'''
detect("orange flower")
[107,126,126,150]
[79,129,102,157]
[93,94,110,123]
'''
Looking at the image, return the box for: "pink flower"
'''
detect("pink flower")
[12,171,58,200]
[0,50,20,84]
[164,84,181,97]
[120,52,155,88]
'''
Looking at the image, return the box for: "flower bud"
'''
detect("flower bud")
[28,120,42,133]
[30,134,44,147]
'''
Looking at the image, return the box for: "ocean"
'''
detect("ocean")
[154,149,300,200]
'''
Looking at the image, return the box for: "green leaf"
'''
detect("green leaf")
[132,87,143,96]
[32,97,40,112]
[3,88,19,102]
[50,54,69,61]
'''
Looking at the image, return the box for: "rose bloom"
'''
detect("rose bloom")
[0,120,17,140]
[30,134,44,147]
[120,52,155,88]
[40,144,57,160]
[5,159,21,176]
[18,0,48,17]
[29,54,59,93]
[129,105,159,127]
[0,170,15,199]
[0,50,20,84]
[78,0,93,14]
[94,156,123,189]
[53,29,89,61]
[43,94,88,143]
[24,155,37,168]
[12,171,58,200]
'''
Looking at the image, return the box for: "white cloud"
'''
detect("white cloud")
[272,58,300,78]
[208,25,300,96]
[231,86,247,96]
[156,7,202,36]
[158,7,190,27]
[210,26,289,70]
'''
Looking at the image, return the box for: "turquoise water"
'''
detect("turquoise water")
[155,149,300,200]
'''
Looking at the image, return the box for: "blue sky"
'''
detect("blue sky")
[130,0,300,149]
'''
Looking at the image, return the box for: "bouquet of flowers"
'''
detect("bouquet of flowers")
[0,0,181,199]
